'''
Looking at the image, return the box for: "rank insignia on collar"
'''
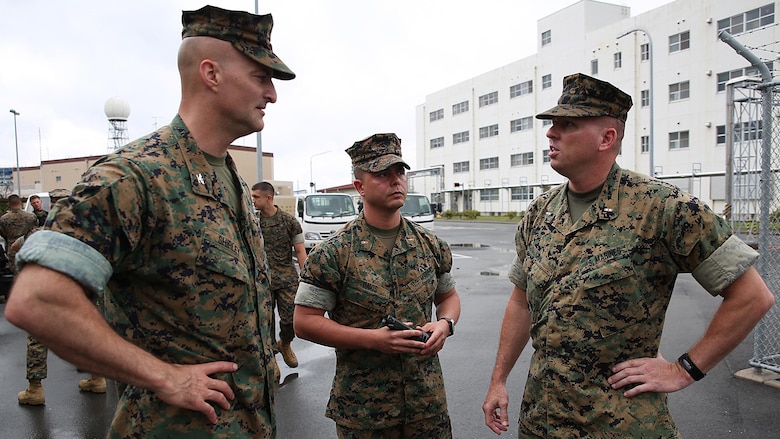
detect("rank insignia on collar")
[196,173,205,185]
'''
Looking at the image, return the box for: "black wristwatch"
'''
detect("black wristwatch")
[439,317,455,336]
[678,353,706,381]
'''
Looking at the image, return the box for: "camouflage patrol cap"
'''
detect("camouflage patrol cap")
[536,73,632,122]
[346,133,410,173]
[182,5,295,80]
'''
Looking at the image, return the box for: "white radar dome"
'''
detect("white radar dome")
[104,97,131,121]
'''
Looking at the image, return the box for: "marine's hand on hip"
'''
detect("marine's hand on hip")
[155,361,239,425]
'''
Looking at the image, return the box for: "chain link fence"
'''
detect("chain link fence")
[721,31,780,374]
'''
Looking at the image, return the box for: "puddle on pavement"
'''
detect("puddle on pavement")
[449,243,490,249]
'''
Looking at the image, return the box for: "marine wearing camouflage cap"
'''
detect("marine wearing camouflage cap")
[346,133,410,173]
[182,5,295,80]
[536,73,633,122]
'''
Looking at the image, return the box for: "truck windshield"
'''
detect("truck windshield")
[306,195,356,217]
[401,195,432,217]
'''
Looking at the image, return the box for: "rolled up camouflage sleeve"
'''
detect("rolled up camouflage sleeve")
[16,230,113,295]
[295,242,342,311]
[692,235,759,296]
[295,282,337,311]
[508,255,527,290]
[510,215,530,290]
[435,272,456,295]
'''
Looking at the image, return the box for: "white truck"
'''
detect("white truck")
[400,193,435,231]
[296,193,358,252]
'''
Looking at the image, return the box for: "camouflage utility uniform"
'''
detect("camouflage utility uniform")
[25,335,48,380]
[509,163,758,438]
[33,209,48,227]
[0,207,37,271]
[15,229,50,382]
[18,116,278,438]
[259,207,303,344]
[1,215,47,381]
[296,213,454,431]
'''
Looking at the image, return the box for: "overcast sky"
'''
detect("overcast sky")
[1,0,672,191]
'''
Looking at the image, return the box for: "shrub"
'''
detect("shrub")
[506,211,517,220]
[463,209,480,219]
[443,209,455,219]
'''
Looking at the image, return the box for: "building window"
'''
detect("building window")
[510,80,533,98]
[716,62,773,91]
[480,188,499,201]
[641,135,650,153]
[718,4,774,35]
[736,120,763,141]
[510,117,533,133]
[452,100,469,115]
[716,125,726,145]
[453,131,470,144]
[430,137,444,149]
[641,89,650,107]
[479,91,498,107]
[614,52,622,69]
[511,152,534,166]
[56,176,62,182]
[479,124,499,139]
[669,81,690,101]
[511,187,534,201]
[542,74,552,89]
[591,59,598,75]
[717,68,745,92]
[542,149,551,163]
[669,131,690,150]
[669,31,690,53]
[641,43,650,61]
[429,108,443,122]
[541,30,552,46]
[479,157,499,170]
[453,161,469,173]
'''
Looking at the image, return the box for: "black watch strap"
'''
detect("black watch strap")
[439,317,455,336]
[678,353,706,381]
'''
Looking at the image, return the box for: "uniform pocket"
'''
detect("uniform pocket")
[183,230,253,340]
[524,258,555,322]
[196,229,251,284]
[570,251,642,340]
[343,278,390,313]
[397,264,436,303]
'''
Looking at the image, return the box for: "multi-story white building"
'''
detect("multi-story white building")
[415,0,778,215]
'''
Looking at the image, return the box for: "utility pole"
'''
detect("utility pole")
[10,109,21,194]
[255,0,263,183]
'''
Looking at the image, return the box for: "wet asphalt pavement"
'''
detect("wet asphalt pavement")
[1,220,778,438]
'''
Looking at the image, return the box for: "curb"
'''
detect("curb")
[734,368,780,390]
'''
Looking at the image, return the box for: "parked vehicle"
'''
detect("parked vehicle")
[296,193,358,252]
[401,193,435,231]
